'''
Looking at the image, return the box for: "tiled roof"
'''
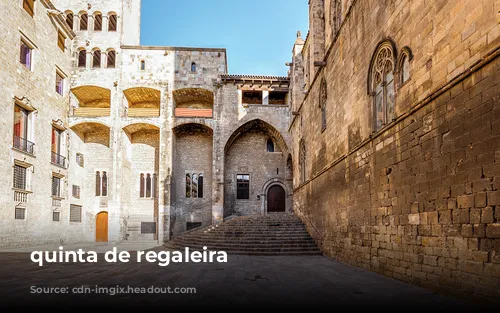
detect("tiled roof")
[221,74,289,81]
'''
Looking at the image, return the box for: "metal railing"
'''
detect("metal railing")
[51,151,66,167]
[14,190,28,203]
[13,136,34,154]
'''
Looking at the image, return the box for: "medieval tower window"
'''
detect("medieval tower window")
[186,172,204,198]
[139,173,157,198]
[236,174,250,199]
[107,50,116,68]
[320,78,327,131]
[108,13,117,31]
[78,49,86,67]
[331,0,342,35]
[56,71,64,95]
[191,62,196,72]
[398,47,412,86]
[369,41,396,132]
[267,138,275,152]
[65,12,74,30]
[299,139,306,183]
[95,171,108,196]
[92,49,101,68]
[23,0,35,17]
[80,13,88,30]
[94,13,102,31]
[140,60,145,71]
[20,39,33,70]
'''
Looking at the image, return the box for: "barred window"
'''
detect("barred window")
[70,204,82,222]
[52,176,61,197]
[53,211,60,222]
[236,174,249,199]
[15,207,26,220]
[13,165,27,190]
[72,185,80,199]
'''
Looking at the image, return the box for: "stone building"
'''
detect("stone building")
[290,0,500,299]
[0,0,292,247]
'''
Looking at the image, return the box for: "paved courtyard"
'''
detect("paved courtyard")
[0,244,495,308]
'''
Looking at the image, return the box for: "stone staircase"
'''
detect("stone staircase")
[164,213,322,255]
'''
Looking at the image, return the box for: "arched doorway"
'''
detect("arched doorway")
[96,212,108,242]
[267,185,285,212]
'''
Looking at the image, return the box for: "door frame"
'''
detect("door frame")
[95,211,108,242]
[261,179,288,214]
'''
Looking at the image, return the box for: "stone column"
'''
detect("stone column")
[212,86,224,224]
[158,85,171,243]
[108,83,122,243]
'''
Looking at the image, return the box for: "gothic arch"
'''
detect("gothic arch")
[367,39,397,94]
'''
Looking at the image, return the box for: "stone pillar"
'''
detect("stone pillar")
[212,87,224,224]
[108,84,122,243]
[158,85,171,243]
[85,51,91,69]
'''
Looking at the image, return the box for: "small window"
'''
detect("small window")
[76,153,84,167]
[299,139,306,183]
[56,72,64,95]
[80,13,88,30]
[23,0,35,17]
[72,185,80,199]
[185,172,203,198]
[20,40,32,70]
[95,171,108,196]
[268,91,287,105]
[70,204,82,222]
[15,207,26,220]
[139,173,156,198]
[401,56,410,83]
[94,13,102,31]
[320,78,327,131]
[236,174,249,199]
[242,91,263,104]
[108,14,117,31]
[51,127,65,167]
[13,165,27,190]
[53,211,60,221]
[191,62,196,72]
[95,171,101,196]
[107,50,116,68]
[140,60,145,71]
[92,50,101,68]
[101,171,108,196]
[51,176,61,197]
[13,105,34,154]
[65,12,74,30]
[77,49,86,68]
[57,31,65,51]
[267,139,275,152]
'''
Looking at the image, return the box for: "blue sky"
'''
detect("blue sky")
[141,0,309,76]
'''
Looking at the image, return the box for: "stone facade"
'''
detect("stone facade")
[290,0,500,300]
[0,1,291,247]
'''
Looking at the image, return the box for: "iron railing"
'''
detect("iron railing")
[13,136,34,154]
[51,151,66,167]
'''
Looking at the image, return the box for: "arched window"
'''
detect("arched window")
[94,13,102,31]
[299,139,306,183]
[369,41,396,132]
[185,173,191,198]
[320,78,327,131]
[108,13,117,31]
[78,49,86,67]
[80,13,88,30]
[139,173,145,197]
[107,50,116,68]
[101,171,108,196]
[140,60,145,71]
[92,50,101,68]
[191,62,196,72]
[331,0,342,35]
[95,171,101,196]
[66,12,74,30]
[192,174,198,198]
[397,47,412,86]
[267,138,275,152]
[152,173,157,198]
[198,174,203,198]
[146,174,152,198]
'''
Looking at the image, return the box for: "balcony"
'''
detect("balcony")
[51,151,66,168]
[127,108,160,117]
[72,107,110,117]
[14,190,29,203]
[13,136,34,154]
[174,108,213,118]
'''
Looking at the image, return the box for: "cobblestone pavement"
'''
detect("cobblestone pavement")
[0,247,495,308]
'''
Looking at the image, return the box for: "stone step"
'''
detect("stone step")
[171,241,318,248]
[165,244,321,253]
[173,238,315,244]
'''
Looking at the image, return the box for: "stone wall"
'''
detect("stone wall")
[291,0,500,299]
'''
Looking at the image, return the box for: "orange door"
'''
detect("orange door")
[96,212,108,242]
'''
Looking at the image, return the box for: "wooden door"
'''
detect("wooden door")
[96,212,108,242]
[267,185,286,212]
